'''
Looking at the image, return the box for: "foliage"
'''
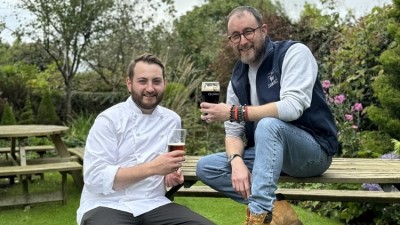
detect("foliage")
[293,0,344,65]
[18,94,35,124]
[15,0,115,122]
[0,64,34,115]
[0,101,17,125]
[322,80,363,157]
[365,0,400,152]
[357,131,392,157]
[2,40,54,69]
[393,139,400,154]
[161,55,225,155]
[320,5,392,133]
[36,91,60,125]
[63,113,96,148]
[71,91,128,115]
[83,0,175,92]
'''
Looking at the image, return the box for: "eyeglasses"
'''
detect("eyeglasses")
[228,25,262,44]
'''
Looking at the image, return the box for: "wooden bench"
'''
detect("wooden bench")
[68,147,84,164]
[0,145,55,158]
[0,161,82,207]
[170,156,400,204]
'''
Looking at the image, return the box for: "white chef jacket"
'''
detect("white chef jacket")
[77,97,181,224]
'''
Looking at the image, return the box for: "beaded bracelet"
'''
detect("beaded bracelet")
[229,105,235,122]
[230,105,249,123]
[238,105,244,123]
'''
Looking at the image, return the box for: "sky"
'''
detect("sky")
[0,0,393,44]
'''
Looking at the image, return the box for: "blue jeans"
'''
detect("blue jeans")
[196,118,332,214]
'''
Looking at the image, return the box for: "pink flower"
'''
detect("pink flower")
[352,125,358,130]
[334,94,346,104]
[345,114,353,121]
[322,80,331,90]
[352,103,363,112]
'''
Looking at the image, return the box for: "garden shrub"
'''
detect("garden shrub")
[19,94,35,124]
[37,91,60,125]
[0,102,17,125]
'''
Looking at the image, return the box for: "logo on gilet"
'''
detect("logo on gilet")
[267,69,278,88]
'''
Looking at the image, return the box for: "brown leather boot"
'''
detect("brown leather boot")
[244,200,303,225]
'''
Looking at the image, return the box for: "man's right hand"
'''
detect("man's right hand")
[153,150,185,175]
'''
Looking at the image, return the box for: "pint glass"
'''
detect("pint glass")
[167,129,186,152]
[201,82,220,103]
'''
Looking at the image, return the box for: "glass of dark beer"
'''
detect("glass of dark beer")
[201,82,220,103]
[167,129,186,152]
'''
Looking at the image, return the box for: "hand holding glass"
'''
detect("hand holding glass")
[168,129,186,152]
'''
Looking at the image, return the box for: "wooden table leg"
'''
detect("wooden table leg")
[50,134,84,188]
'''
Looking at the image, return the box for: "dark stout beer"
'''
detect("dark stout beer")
[201,82,220,103]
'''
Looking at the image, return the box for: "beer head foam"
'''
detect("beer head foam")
[201,82,220,92]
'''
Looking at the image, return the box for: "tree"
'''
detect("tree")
[19,95,35,124]
[16,0,114,122]
[0,101,17,125]
[83,0,175,92]
[366,0,400,141]
[37,91,60,125]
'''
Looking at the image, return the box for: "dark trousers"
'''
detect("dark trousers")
[80,203,215,225]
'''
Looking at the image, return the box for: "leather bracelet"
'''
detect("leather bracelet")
[234,105,239,122]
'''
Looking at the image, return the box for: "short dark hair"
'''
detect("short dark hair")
[226,6,263,29]
[127,53,165,79]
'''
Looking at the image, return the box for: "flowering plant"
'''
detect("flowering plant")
[322,80,364,157]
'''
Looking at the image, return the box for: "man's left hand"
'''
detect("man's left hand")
[165,168,184,187]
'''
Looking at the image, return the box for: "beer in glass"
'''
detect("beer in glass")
[168,129,186,152]
[201,82,220,103]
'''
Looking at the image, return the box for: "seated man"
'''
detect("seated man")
[77,53,214,225]
[198,6,338,225]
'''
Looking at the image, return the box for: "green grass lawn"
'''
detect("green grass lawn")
[0,173,344,225]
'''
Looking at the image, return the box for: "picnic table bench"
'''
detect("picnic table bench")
[0,145,55,158]
[0,125,84,208]
[0,161,82,207]
[171,156,400,204]
[67,148,400,204]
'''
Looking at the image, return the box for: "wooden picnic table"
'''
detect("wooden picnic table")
[0,125,68,165]
[167,156,400,203]
[0,125,83,206]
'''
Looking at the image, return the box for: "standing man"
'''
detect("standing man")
[197,6,338,225]
[77,53,214,225]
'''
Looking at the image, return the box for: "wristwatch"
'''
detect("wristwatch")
[227,154,242,163]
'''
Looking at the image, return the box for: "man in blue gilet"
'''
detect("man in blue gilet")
[198,6,338,225]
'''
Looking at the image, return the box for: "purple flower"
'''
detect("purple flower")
[362,183,382,191]
[334,94,346,104]
[344,114,353,121]
[322,80,331,90]
[352,103,363,112]
[381,152,400,159]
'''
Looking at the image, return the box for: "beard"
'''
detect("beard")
[130,90,164,112]
[234,38,265,66]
